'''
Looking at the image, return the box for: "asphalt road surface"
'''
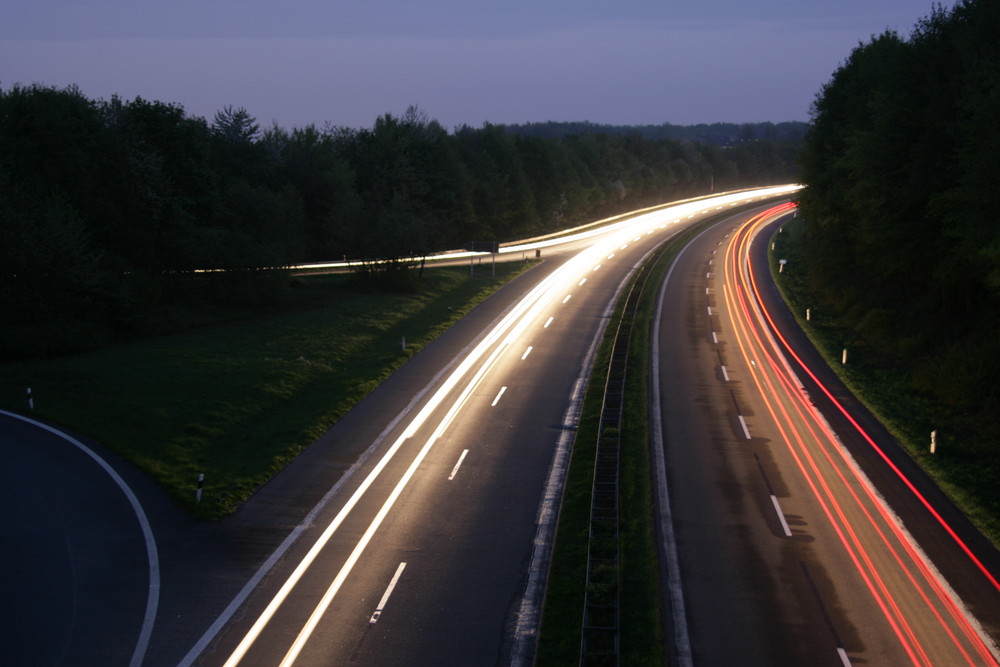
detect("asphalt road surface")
[0,412,157,666]
[653,204,1000,665]
[182,192,792,666]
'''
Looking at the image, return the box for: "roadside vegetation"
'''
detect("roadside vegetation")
[795,0,999,544]
[0,263,533,519]
[0,84,799,360]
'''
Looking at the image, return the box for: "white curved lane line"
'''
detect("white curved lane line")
[0,410,159,667]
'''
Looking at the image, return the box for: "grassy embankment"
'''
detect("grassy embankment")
[0,263,534,519]
[769,217,1000,547]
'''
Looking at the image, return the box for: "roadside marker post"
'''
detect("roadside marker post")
[196,473,204,503]
[27,387,33,411]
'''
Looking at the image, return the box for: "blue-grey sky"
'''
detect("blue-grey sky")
[1,0,943,130]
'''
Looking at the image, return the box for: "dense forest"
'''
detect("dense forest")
[798,0,1000,438]
[0,85,799,356]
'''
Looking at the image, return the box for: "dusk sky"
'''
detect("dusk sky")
[1,0,943,131]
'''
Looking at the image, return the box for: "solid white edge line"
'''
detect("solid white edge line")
[651,225,720,667]
[0,410,160,667]
[738,415,752,440]
[448,450,469,481]
[770,495,793,537]
[369,562,407,624]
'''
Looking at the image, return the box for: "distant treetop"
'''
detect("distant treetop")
[501,120,809,145]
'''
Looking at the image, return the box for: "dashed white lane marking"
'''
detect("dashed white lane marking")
[738,415,752,440]
[562,294,572,304]
[721,365,730,382]
[543,316,554,328]
[448,450,470,481]
[770,495,793,537]
[491,386,507,407]
[369,562,407,624]
[521,346,533,360]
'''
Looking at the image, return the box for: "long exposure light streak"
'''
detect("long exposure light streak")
[220,187,801,664]
[722,204,998,665]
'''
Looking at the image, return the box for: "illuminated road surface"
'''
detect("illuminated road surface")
[654,204,1000,665]
[178,187,799,665]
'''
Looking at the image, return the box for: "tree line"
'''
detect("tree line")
[0,84,799,356]
[798,0,1000,437]
[505,120,810,145]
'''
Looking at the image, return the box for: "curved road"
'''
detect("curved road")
[654,204,1000,665]
[182,190,797,666]
[0,411,157,666]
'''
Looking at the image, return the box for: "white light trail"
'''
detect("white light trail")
[220,185,802,665]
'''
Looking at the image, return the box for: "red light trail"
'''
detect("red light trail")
[720,203,997,665]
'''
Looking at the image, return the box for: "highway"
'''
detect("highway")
[170,187,798,666]
[654,203,1000,665]
[10,185,997,666]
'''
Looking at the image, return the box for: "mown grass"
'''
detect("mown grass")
[0,264,534,519]
[769,217,1000,547]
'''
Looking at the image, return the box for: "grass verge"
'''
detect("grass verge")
[769,217,999,546]
[0,263,534,519]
